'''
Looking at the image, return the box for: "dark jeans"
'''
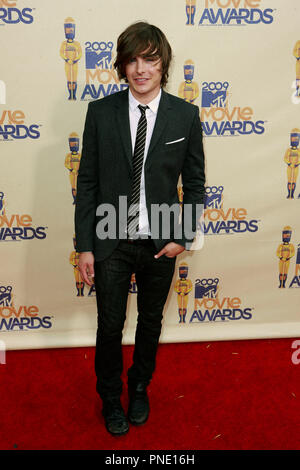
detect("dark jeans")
[94,239,176,400]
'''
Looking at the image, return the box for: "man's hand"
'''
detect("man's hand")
[78,251,95,286]
[154,242,185,259]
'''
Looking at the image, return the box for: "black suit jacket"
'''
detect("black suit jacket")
[75,88,205,261]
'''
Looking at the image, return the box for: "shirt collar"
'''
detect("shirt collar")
[129,88,161,115]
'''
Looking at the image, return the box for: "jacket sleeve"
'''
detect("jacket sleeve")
[75,102,99,253]
[174,105,205,249]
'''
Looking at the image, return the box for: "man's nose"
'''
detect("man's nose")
[136,58,146,74]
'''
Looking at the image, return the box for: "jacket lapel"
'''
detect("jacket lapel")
[115,88,133,171]
[146,90,171,167]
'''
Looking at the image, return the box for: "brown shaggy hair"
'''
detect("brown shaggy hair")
[114,22,172,88]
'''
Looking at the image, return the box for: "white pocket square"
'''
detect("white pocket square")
[165,137,185,145]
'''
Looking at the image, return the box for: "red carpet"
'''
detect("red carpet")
[0,338,300,450]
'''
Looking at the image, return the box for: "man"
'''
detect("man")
[75,22,205,436]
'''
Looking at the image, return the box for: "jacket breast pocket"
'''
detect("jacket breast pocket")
[164,138,186,155]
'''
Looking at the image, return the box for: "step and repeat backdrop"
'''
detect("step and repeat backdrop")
[1,0,300,350]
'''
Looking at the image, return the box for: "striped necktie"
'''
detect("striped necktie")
[127,104,149,238]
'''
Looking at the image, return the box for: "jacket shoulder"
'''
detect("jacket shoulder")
[165,91,199,113]
[88,89,128,111]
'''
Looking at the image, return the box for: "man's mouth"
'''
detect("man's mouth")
[134,78,148,83]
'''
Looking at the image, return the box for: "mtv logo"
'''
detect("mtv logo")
[195,278,219,299]
[204,186,224,209]
[201,89,227,108]
[85,50,112,70]
[0,286,13,307]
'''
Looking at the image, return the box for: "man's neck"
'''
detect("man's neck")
[129,87,161,105]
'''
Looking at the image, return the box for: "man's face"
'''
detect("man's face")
[125,53,162,104]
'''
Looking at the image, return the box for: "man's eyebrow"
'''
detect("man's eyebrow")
[142,53,160,59]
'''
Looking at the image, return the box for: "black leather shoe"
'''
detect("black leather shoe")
[102,397,129,436]
[128,383,150,425]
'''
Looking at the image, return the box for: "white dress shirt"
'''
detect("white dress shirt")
[128,88,161,236]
